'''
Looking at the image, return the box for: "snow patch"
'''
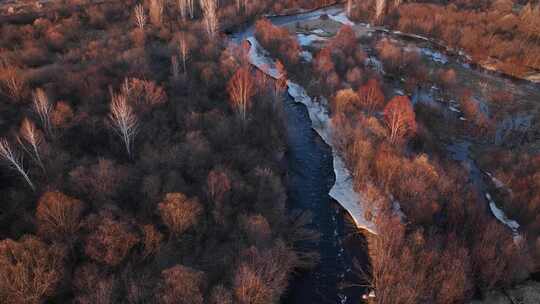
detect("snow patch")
[421,48,448,64]
[365,56,385,74]
[328,12,355,26]
[246,37,283,79]
[449,105,461,113]
[297,33,327,46]
[485,193,520,232]
[300,50,313,62]
[485,172,505,189]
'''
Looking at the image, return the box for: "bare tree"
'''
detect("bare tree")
[383,95,416,144]
[188,0,195,18]
[375,0,386,22]
[274,60,288,102]
[178,0,187,18]
[206,169,231,204]
[235,0,248,14]
[84,213,140,266]
[159,265,206,304]
[0,63,27,103]
[134,4,147,30]
[17,117,45,171]
[358,78,385,113]
[140,224,163,259]
[178,33,190,73]
[200,0,218,38]
[32,88,53,137]
[0,236,66,304]
[171,55,180,80]
[0,138,35,190]
[149,0,164,27]
[227,66,256,123]
[158,193,203,237]
[178,0,195,19]
[108,93,139,158]
[36,191,85,242]
[346,0,353,17]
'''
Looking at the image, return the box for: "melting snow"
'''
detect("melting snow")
[300,50,313,62]
[485,193,520,232]
[485,172,505,189]
[449,105,461,113]
[365,57,385,74]
[421,48,448,64]
[328,12,355,26]
[246,37,283,78]
[297,33,327,46]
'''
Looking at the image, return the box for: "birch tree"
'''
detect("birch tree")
[134,4,147,30]
[178,0,188,19]
[18,117,45,171]
[375,0,386,22]
[235,0,247,14]
[0,63,27,103]
[178,33,190,73]
[0,138,35,190]
[200,0,218,38]
[149,0,164,27]
[178,0,195,19]
[383,95,416,144]
[227,66,256,123]
[32,88,53,137]
[358,78,385,113]
[108,93,139,158]
[346,0,353,17]
[171,55,180,80]
[158,193,203,237]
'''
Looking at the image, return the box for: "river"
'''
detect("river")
[230,3,539,303]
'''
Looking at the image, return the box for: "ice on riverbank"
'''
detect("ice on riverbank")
[246,37,284,79]
[287,83,377,234]
[328,11,355,26]
[300,50,313,62]
[421,48,448,64]
[245,37,376,234]
[297,33,328,46]
[485,193,520,233]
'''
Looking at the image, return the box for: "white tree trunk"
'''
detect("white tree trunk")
[0,138,35,190]
[200,0,218,38]
[375,0,386,22]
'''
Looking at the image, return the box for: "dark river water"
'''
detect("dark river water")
[280,94,369,304]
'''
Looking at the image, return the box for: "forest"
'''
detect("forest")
[0,0,539,303]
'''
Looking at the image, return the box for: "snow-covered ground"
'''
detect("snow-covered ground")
[297,33,328,46]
